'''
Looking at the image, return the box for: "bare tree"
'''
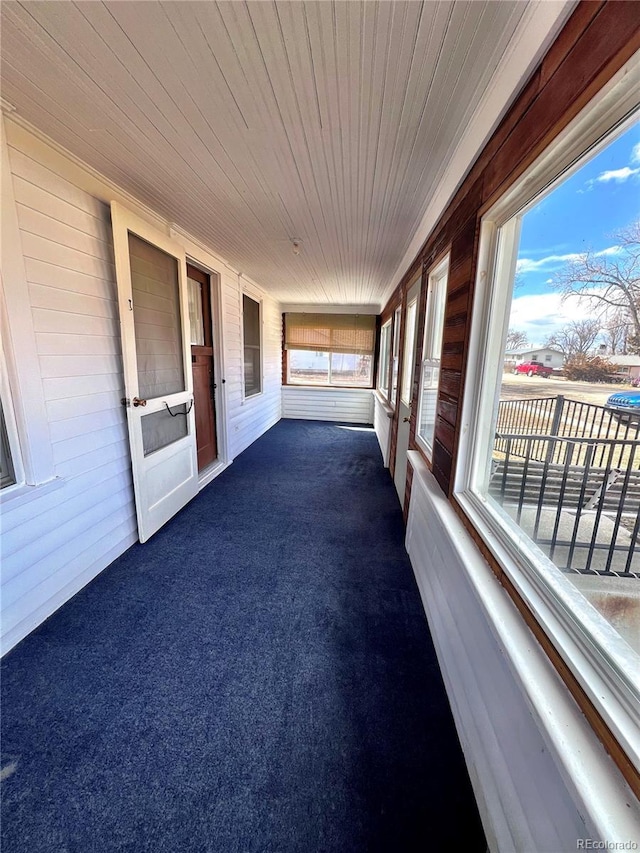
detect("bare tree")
[553,220,640,341]
[602,311,631,355]
[505,329,529,350]
[545,319,602,356]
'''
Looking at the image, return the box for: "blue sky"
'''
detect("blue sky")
[509,119,640,346]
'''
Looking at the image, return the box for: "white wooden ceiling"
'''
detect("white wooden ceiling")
[1,1,570,306]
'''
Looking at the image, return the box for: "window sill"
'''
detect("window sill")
[373,390,394,418]
[453,486,640,778]
[0,477,65,510]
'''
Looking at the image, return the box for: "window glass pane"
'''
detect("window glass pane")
[243,295,261,396]
[0,401,16,489]
[476,120,640,659]
[401,299,418,405]
[379,322,391,396]
[129,233,185,399]
[289,350,329,385]
[391,306,402,402]
[417,264,448,453]
[141,405,188,456]
[330,353,373,386]
[187,277,205,346]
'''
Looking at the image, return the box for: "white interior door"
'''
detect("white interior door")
[111,202,198,542]
[394,275,421,503]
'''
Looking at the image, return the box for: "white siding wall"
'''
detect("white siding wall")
[1,139,137,653]
[405,452,640,849]
[282,386,373,424]
[373,392,393,467]
[1,123,282,654]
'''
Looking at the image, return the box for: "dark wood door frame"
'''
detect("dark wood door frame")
[187,263,218,471]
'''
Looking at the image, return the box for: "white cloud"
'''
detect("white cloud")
[508,290,605,346]
[516,245,621,276]
[516,252,582,274]
[631,141,640,165]
[588,166,640,186]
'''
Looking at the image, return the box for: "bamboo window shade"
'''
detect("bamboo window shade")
[284,314,376,355]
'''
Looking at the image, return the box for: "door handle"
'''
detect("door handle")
[403,416,410,422]
[132,397,147,407]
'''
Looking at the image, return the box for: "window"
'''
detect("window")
[391,306,402,404]
[457,74,640,757]
[243,294,262,397]
[417,256,449,457]
[285,313,375,387]
[0,399,16,489]
[401,296,418,406]
[378,320,392,398]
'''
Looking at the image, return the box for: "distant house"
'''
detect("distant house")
[504,347,565,371]
[608,354,640,383]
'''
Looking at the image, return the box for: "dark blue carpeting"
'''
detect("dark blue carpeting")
[1,420,485,852]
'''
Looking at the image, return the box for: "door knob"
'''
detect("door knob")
[403,416,410,422]
[132,397,147,407]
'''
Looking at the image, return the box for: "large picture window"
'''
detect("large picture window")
[417,256,449,458]
[457,77,640,762]
[243,294,262,397]
[285,313,376,387]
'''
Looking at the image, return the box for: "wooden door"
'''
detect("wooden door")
[186,264,217,470]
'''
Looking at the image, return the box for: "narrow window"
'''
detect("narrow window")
[417,257,449,458]
[0,399,16,489]
[378,320,392,398]
[243,294,262,397]
[401,296,418,406]
[391,305,402,404]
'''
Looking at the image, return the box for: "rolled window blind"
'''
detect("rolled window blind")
[284,313,376,355]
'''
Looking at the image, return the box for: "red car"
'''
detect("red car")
[512,361,553,378]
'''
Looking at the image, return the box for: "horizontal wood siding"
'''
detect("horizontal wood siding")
[282,387,374,424]
[2,139,137,652]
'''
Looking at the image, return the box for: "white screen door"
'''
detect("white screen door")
[111,202,198,542]
[394,273,421,503]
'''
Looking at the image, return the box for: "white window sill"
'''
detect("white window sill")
[454,487,640,776]
[0,477,65,510]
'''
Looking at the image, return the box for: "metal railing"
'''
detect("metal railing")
[490,433,640,577]
[495,395,640,465]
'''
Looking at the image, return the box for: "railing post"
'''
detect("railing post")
[543,395,565,465]
[550,395,564,437]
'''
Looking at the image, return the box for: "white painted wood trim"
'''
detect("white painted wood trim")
[406,451,640,849]
[280,303,379,315]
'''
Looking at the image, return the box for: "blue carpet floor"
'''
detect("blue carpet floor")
[1,419,485,852]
